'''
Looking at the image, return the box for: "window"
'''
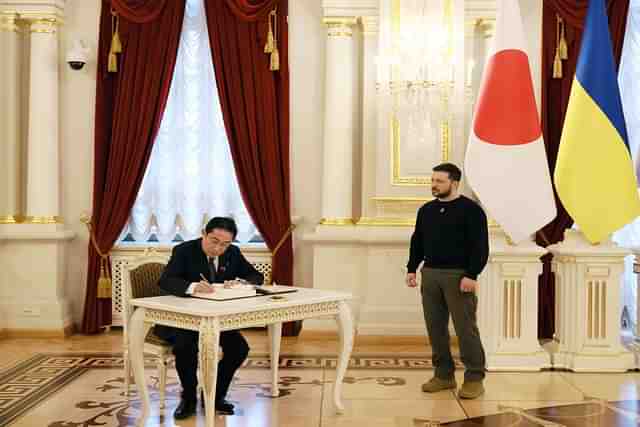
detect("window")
[118,0,262,245]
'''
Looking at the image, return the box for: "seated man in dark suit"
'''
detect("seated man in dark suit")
[155,216,264,420]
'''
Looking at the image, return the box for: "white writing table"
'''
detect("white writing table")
[128,288,354,427]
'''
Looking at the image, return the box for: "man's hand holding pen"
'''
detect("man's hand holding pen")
[195,274,215,293]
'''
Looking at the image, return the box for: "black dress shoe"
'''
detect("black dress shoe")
[199,393,235,415]
[215,399,235,415]
[174,398,197,420]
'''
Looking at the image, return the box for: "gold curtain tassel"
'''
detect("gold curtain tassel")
[270,47,280,71]
[553,15,563,79]
[111,27,122,53]
[558,36,568,60]
[264,16,275,53]
[553,48,563,79]
[97,258,112,299]
[108,9,121,73]
[81,214,113,300]
[558,17,568,60]
[108,51,118,72]
[268,8,279,72]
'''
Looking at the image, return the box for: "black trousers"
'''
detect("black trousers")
[158,327,249,401]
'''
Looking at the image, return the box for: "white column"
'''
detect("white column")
[26,16,61,224]
[477,227,550,370]
[320,17,357,226]
[550,230,633,372]
[0,12,22,222]
[358,16,378,222]
[0,9,74,338]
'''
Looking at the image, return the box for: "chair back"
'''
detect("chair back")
[122,252,169,339]
[129,263,166,299]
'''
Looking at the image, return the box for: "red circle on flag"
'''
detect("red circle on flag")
[473,49,542,145]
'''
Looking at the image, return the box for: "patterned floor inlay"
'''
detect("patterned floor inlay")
[0,352,447,426]
[2,353,640,426]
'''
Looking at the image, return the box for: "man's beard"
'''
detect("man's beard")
[432,187,451,199]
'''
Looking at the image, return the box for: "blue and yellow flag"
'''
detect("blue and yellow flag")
[555,0,640,243]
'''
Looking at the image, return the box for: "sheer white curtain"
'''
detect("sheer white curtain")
[613,0,640,328]
[119,0,259,244]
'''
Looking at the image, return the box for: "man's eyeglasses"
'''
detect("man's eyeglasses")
[206,236,232,248]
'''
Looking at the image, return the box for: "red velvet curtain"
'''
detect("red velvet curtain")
[203,0,296,334]
[110,0,168,23]
[222,0,279,20]
[81,0,185,333]
[536,0,630,338]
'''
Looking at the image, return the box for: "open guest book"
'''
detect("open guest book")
[193,282,257,301]
[193,281,299,301]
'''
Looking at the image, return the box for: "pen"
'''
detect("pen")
[199,273,210,284]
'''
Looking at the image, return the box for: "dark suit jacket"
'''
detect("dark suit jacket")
[155,238,264,338]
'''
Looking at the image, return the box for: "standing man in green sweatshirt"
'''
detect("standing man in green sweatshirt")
[406,162,489,399]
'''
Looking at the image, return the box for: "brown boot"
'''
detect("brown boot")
[421,377,457,393]
[458,380,484,399]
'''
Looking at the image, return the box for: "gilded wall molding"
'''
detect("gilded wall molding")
[22,215,64,224]
[319,218,355,226]
[0,215,63,224]
[360,15,378,35]
[390,116,450,186]
[322,16,358,37]
[0,11,19,32]
[0,215,23,224]
[0,10,63,33]
[355,217,414,227]
[27,15,61,33]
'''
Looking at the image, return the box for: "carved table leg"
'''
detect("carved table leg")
[268,322,283,397]
[128,308,152,417]
[199,317,220,427]
[334,301,354,414]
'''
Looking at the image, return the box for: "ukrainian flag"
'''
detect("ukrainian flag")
[555,0,640,243]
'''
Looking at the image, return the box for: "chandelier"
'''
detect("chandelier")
[375,0,465,182]
[376,0,459,93]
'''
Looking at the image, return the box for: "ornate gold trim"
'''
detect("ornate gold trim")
[356,217,415,227]
[473,18,495,38]
[29,18,59,33]
[18,12,64,23]
[22,215,63,224]
[323,16,357,38]
[0,11,19,32]
[554,256,577,264]
[322,16,358,26]
[319,218,355,226]
[440,122,450,161]
[0,215,24,224]
[390,116,450,186]
[360,16,378,36]
[327,29,353,37]
[31,28,56,34]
